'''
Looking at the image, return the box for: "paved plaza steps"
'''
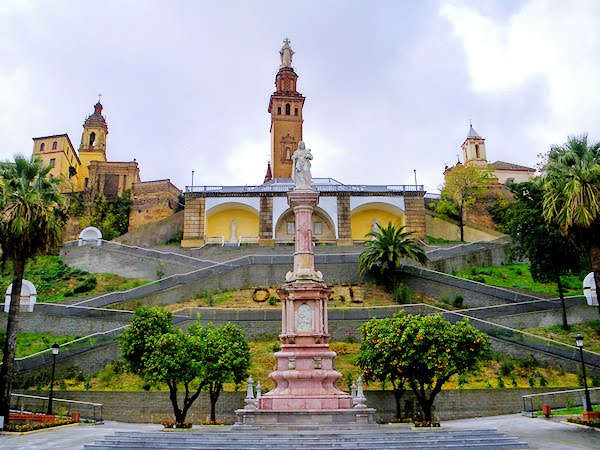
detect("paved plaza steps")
[84,429,528,449]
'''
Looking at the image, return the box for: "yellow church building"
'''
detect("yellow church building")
[32,100,141,198]
[181,40,427,247]
[31,100,181,231]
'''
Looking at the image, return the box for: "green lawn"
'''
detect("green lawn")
[455,264,585,297]
[0,255,148,302]
[524,321,600,353]
[0,332,78,358]
[533,405,600,416]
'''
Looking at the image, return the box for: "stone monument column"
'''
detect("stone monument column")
[258,184,353,411]
[236,142,374,427]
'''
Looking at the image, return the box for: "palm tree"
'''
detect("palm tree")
[542,134,600,315]
[0,155,66,424]
[358,222,428,287]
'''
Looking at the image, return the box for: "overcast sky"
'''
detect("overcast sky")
[1,0,599,193]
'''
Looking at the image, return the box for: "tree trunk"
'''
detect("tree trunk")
[393,388,404,419]
[591,242,600,317]
[556,273,569,330]
[0,258,26,425]
[209,384,220,424]
[459,204,465,242]
[168,384,184,423]
[410,380,443,424]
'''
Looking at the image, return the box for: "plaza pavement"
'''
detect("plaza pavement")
[1,414,599,449]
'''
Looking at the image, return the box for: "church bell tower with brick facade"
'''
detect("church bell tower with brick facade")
[269,39,305,179]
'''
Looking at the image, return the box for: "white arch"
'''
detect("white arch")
[78,226,103,246]
[583,272,598,306]
[5,279,37,313]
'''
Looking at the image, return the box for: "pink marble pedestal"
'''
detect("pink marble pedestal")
[235,187,375,428]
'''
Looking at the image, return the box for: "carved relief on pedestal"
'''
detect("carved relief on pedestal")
[296,303,313,332]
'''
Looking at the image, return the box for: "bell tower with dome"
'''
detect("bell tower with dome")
[269,39,305,179]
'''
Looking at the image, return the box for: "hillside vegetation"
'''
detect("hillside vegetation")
[455,263,585,298]
[0,255,148,302]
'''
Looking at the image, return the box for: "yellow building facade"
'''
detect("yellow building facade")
[32,101,140,199]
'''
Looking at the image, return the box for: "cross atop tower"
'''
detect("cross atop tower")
[97,93,102,103]
[283,38,290,45]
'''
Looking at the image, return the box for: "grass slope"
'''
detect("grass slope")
[455,264,585,297]
[0,255,148,302]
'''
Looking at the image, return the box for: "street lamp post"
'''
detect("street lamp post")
[575,333,593,412]
[47,343,60,415]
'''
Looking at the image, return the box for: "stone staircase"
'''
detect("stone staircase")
[84,429,528,449]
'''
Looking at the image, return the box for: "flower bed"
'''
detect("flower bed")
[160,421,192,429]
[200,420,223,425]
[413,421,441,428]
[3,418,76,433]
[566,417,600,429]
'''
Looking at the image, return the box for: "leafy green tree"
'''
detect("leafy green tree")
[356,314,409,419]
[119,307,174,375]
[119,307,250,424]
[505,180,584,329]
[190,322,250,423]
[542,134,600,315]
[438,163,494,241]
[356,313,491,423]
[358,223,428,288]
[0,155,67,424]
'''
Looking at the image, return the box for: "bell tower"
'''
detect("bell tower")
[462,123,487,166]
[269,39,305,179]
[80,97,109,158]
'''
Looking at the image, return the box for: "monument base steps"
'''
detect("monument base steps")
[234,407,377,430]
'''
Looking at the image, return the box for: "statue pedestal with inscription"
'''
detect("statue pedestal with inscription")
[235,186,375,428]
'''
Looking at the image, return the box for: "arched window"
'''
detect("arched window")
[52,141,57,150]
[89,132,96,146]
[475,144,480,159]
[294,108,298,116]
[40,143,45,151]
[285,103,290,115]
[277,106,281,115]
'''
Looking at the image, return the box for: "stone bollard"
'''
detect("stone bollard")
[354,376,367,409]
[244,376,257,410]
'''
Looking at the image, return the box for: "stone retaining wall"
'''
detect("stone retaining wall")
[16,387,590,423]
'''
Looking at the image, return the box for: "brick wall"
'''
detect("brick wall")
[336,196,352,241]
[129,180,181,231]
[182,196,205,245]
[404,193,426,239]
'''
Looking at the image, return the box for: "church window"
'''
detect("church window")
[49,158,56,166]
[52,141,57,150]
[123,175,127,187]
[285,103,290,115]
[89,132,96,146]
[294,108,298,116]
[475,144,480,159]
[277,106,281,115]
[40,143,45,151]
[287,221,295,235]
